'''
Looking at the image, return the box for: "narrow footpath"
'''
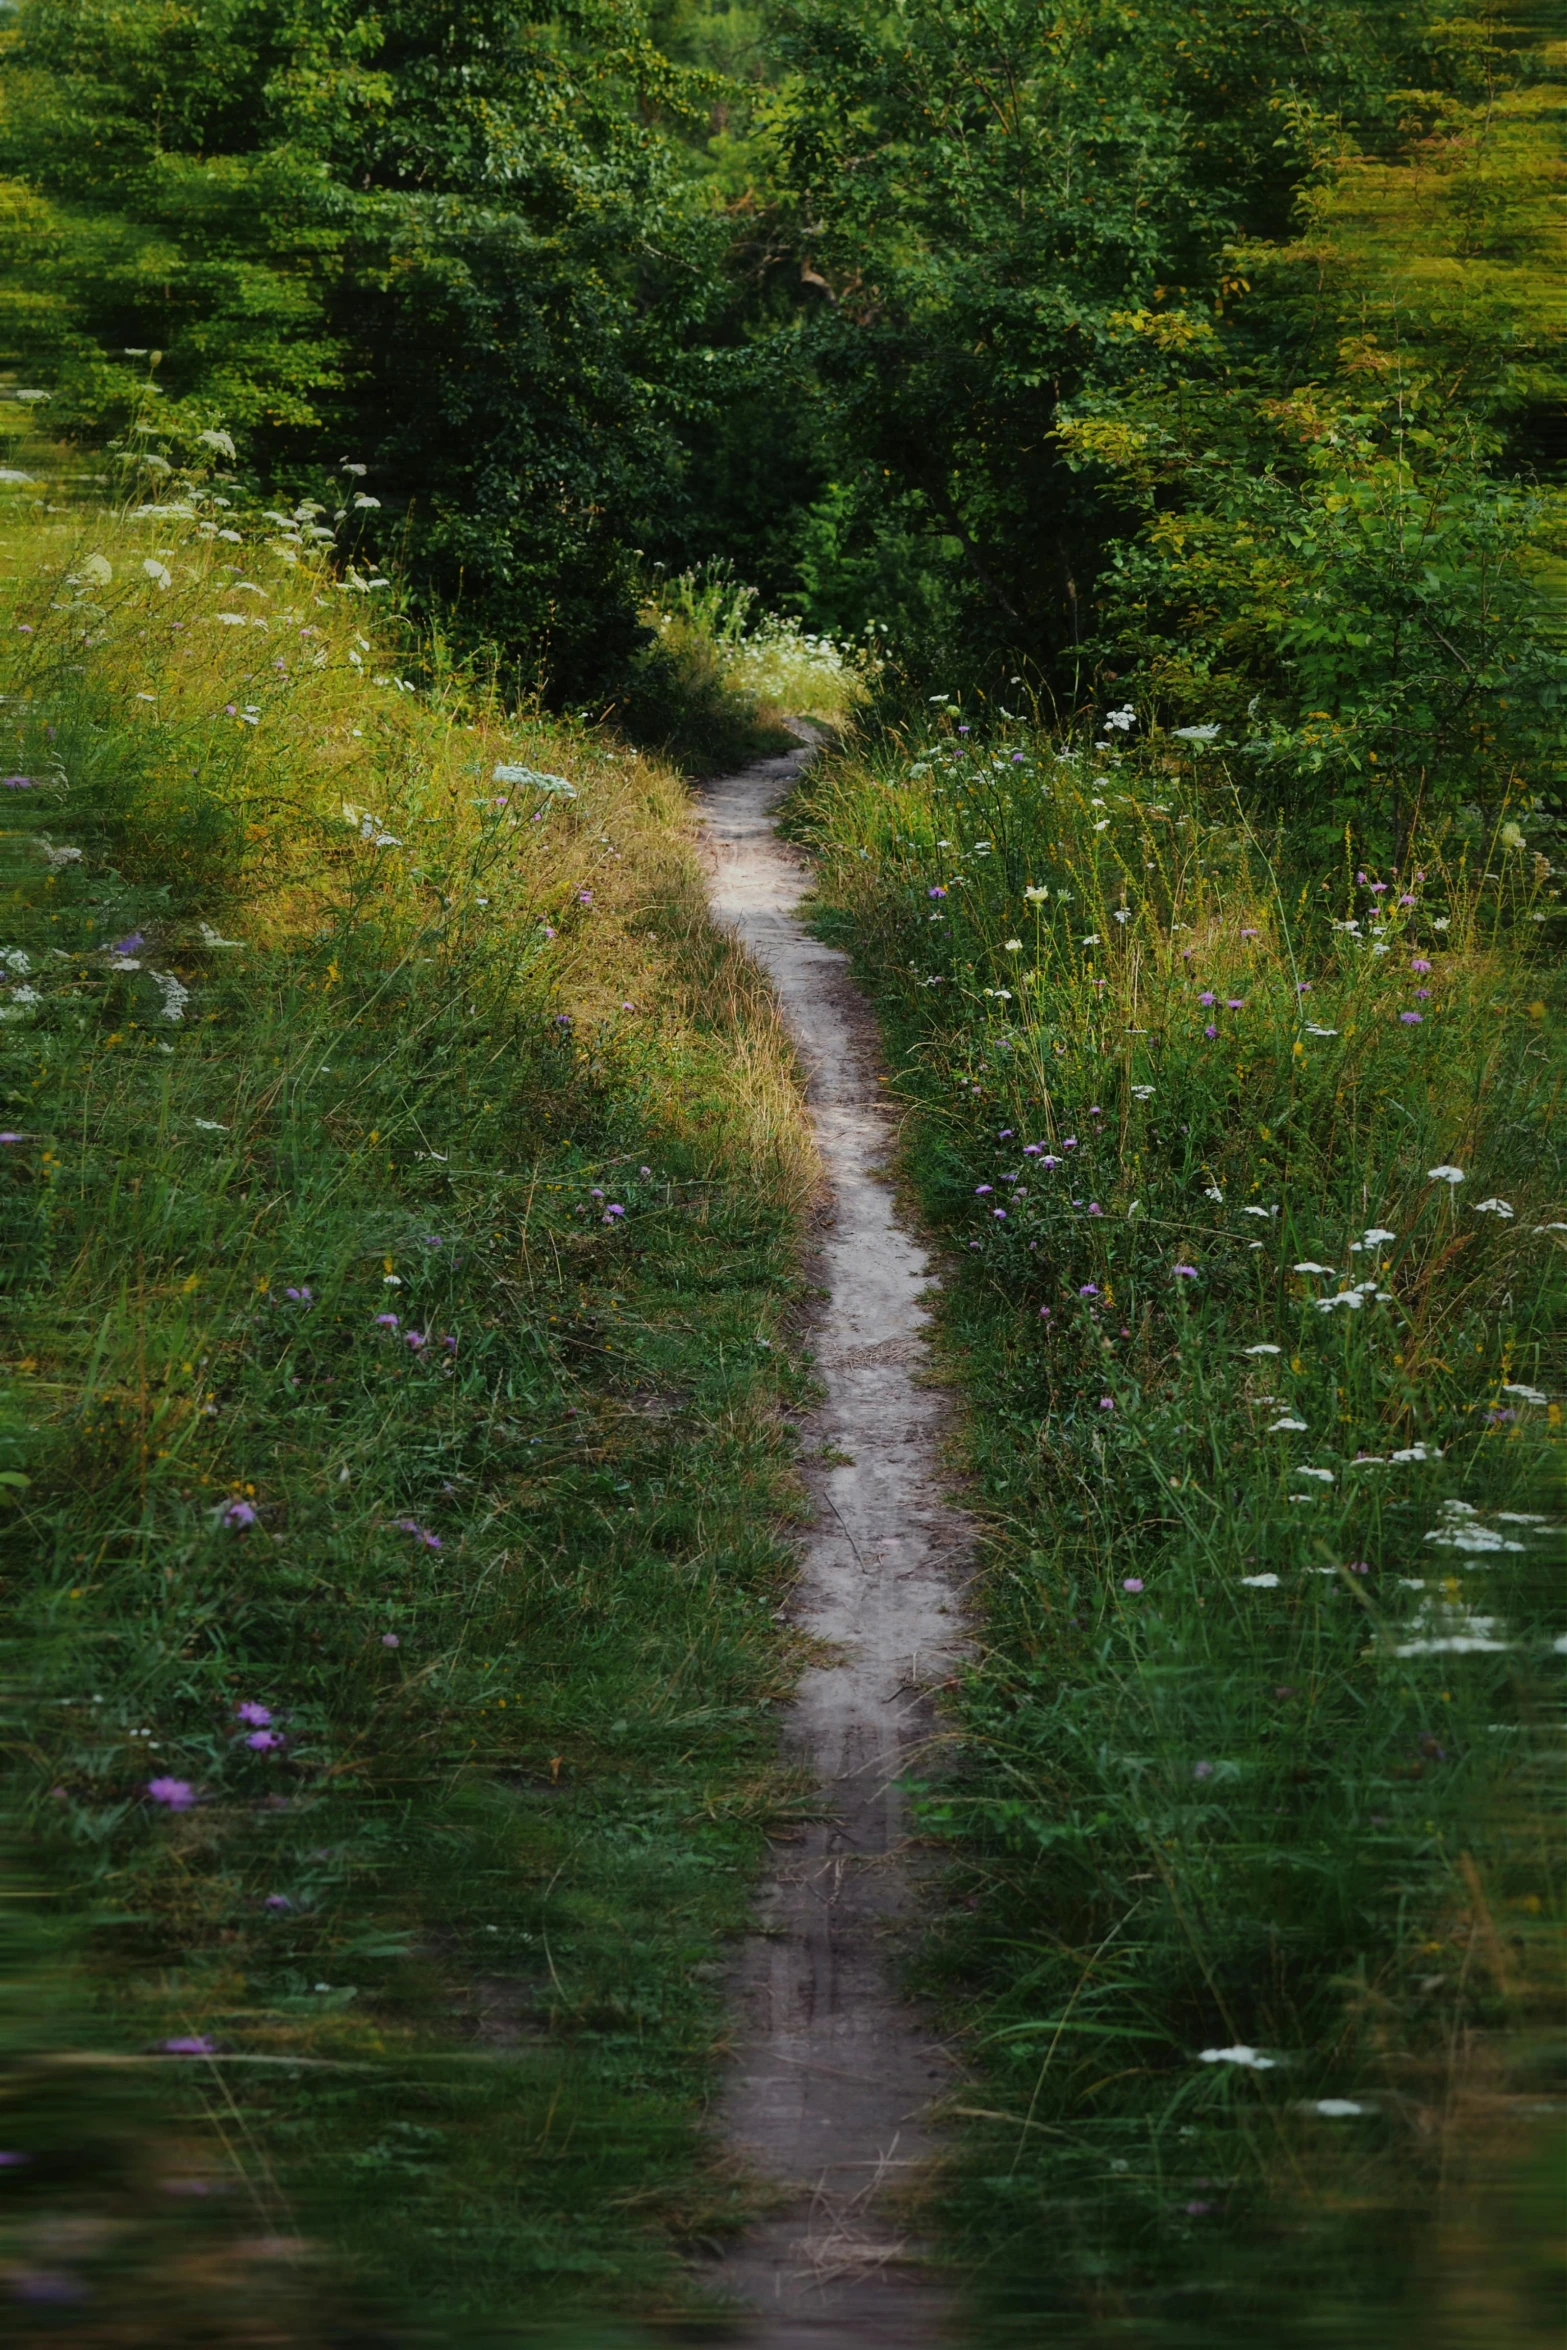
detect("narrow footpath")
[696,744,971,2347]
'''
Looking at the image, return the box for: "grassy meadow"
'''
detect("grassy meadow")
[787,717,1565,2345]
[0,467,821,2340]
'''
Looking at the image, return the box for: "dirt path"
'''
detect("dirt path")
[696,744,970,2347]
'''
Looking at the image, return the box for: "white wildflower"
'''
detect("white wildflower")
[1240,1572,1280,1587]
[1427,1165,1465,1185]
[1198,2046,1275,2070]
[1267,1417,1307,1432]
[197,428,237,460]
[1471,1197,1513,1218]
[151,971,190,1021]
[1296,1466,1335,1483]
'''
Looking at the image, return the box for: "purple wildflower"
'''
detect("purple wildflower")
[1080,1284,1099,1296]
[374,1312,398,1329]
[1226,998,1244,1009]
[1199,991,1216,1006]
[1099,1396,1114,1410]
[245,1729,282,1753]
[381,1632,401,1648]
[442,1333,457,1353]
[576,890,592,906]
[263,1894,293,1913]
[235,1702,273,1727]
[111,932,145,955]
[0,1133,26,1144]
[602,1203,624,1221]
[2,774,34,789]
[1204,1023,1218,1038]
[1369,881,1388,893]
[162,2036,216,2056]
[1193,1760,1213,1781]
[1174,1265,1198,1278]
[1410,957,1431,973]
[1400,1011,1422,1026]
[1122,1577,1144,1593]
[1023,1143,1041,1156]
[1088,1202,1103,1216]
[221,1499,256,1529]
[975,1184,993,1196]
[1241,927,1258,938]
[10,2271,87,2303]
[993,1207,1007,1219]
[147,1777,196,1811]
[1415,988,1430,999]
[404,1329,427,1350]
[284,1285,313,1304]
[927,885,947,899]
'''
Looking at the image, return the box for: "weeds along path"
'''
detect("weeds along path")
[697,743,969,2346]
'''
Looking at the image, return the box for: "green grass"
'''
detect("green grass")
[786,719,1566,2347]
[0,477,817,2339]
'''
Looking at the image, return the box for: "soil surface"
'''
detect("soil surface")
[695,744,971,2347]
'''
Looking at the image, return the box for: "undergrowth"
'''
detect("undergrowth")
[0,473,817,2340]
[620,563,872,773]
[788,716,1566,2347]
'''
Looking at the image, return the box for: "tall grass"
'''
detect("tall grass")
[788,718,1565,2344]
[0,474,817,2339]
[622,562,874,769]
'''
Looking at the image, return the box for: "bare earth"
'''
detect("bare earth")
[695,744,971,2347]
